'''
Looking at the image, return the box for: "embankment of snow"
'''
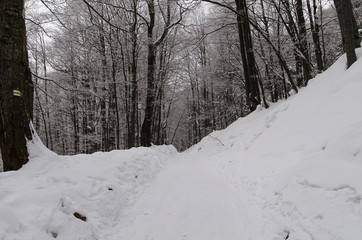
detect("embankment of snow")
[0,141,176,240]
[190,49,362,239]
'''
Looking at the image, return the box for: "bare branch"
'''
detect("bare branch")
[25,18,52,37]
[39,0,67,29]
[81,0,129,32]
[31,72,69,91]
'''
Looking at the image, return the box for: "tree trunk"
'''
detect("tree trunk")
[109,29,120,149]
[319,0,327,70]
[306,0,324,72]
[70,57,79,154]
[129,0,139,148]
[40,36,53,150]
[0,0,33,171]
[275,0,311,86]
[235,0,261,112]
[141,0,156,147]
[141,0,175,146]
[295,0,312,85]
[334,0,358,68]
[99,30,110,151]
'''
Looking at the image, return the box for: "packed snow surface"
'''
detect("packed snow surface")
[1,50,362,239]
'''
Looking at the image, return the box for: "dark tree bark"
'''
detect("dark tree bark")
[70,55,79,154]
[0,0,34,171]
[129,0,139,148]
[140,0,156,147]
[295,0,312,85]
[141,0,181,146]
[109,30,120,149]
[334,0,359,68]
[235,0,261,112]
[306,0,324,72]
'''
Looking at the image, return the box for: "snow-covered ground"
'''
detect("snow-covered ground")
[0,141,177,239]
[1,50,362,239]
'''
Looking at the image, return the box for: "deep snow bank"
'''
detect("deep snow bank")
[0,140,176,240]
[190,49,362,239]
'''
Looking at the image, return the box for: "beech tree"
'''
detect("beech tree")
[0,0,33,171]
[334,0,360,68]
[140,0,185,146]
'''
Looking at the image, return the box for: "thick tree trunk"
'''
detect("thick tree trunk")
[140,45,156,147]
[334,0,358,68]
[141,0,175,146]
[0,0,33,171]
[141,1,156,147]
[295,0,312,85]
[235,0,261,112]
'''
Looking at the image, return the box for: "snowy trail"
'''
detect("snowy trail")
[105,152,255,240]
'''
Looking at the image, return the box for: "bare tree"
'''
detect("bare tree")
[140,0,184,146]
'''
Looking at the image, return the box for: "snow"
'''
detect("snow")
[112,153,256,240]
[1,50,362,239]
[0,139,177,240]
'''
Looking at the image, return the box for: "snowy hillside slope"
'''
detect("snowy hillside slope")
[189,49,362,239]
[0,140,177,239]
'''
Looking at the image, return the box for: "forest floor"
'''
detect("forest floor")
[1,50,362,240]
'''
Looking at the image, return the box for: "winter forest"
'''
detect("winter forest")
[22,0,361,154]
[1,0,362,239]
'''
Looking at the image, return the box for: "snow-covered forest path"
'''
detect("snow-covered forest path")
[105,152,255,240]
[2,51,362,240]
